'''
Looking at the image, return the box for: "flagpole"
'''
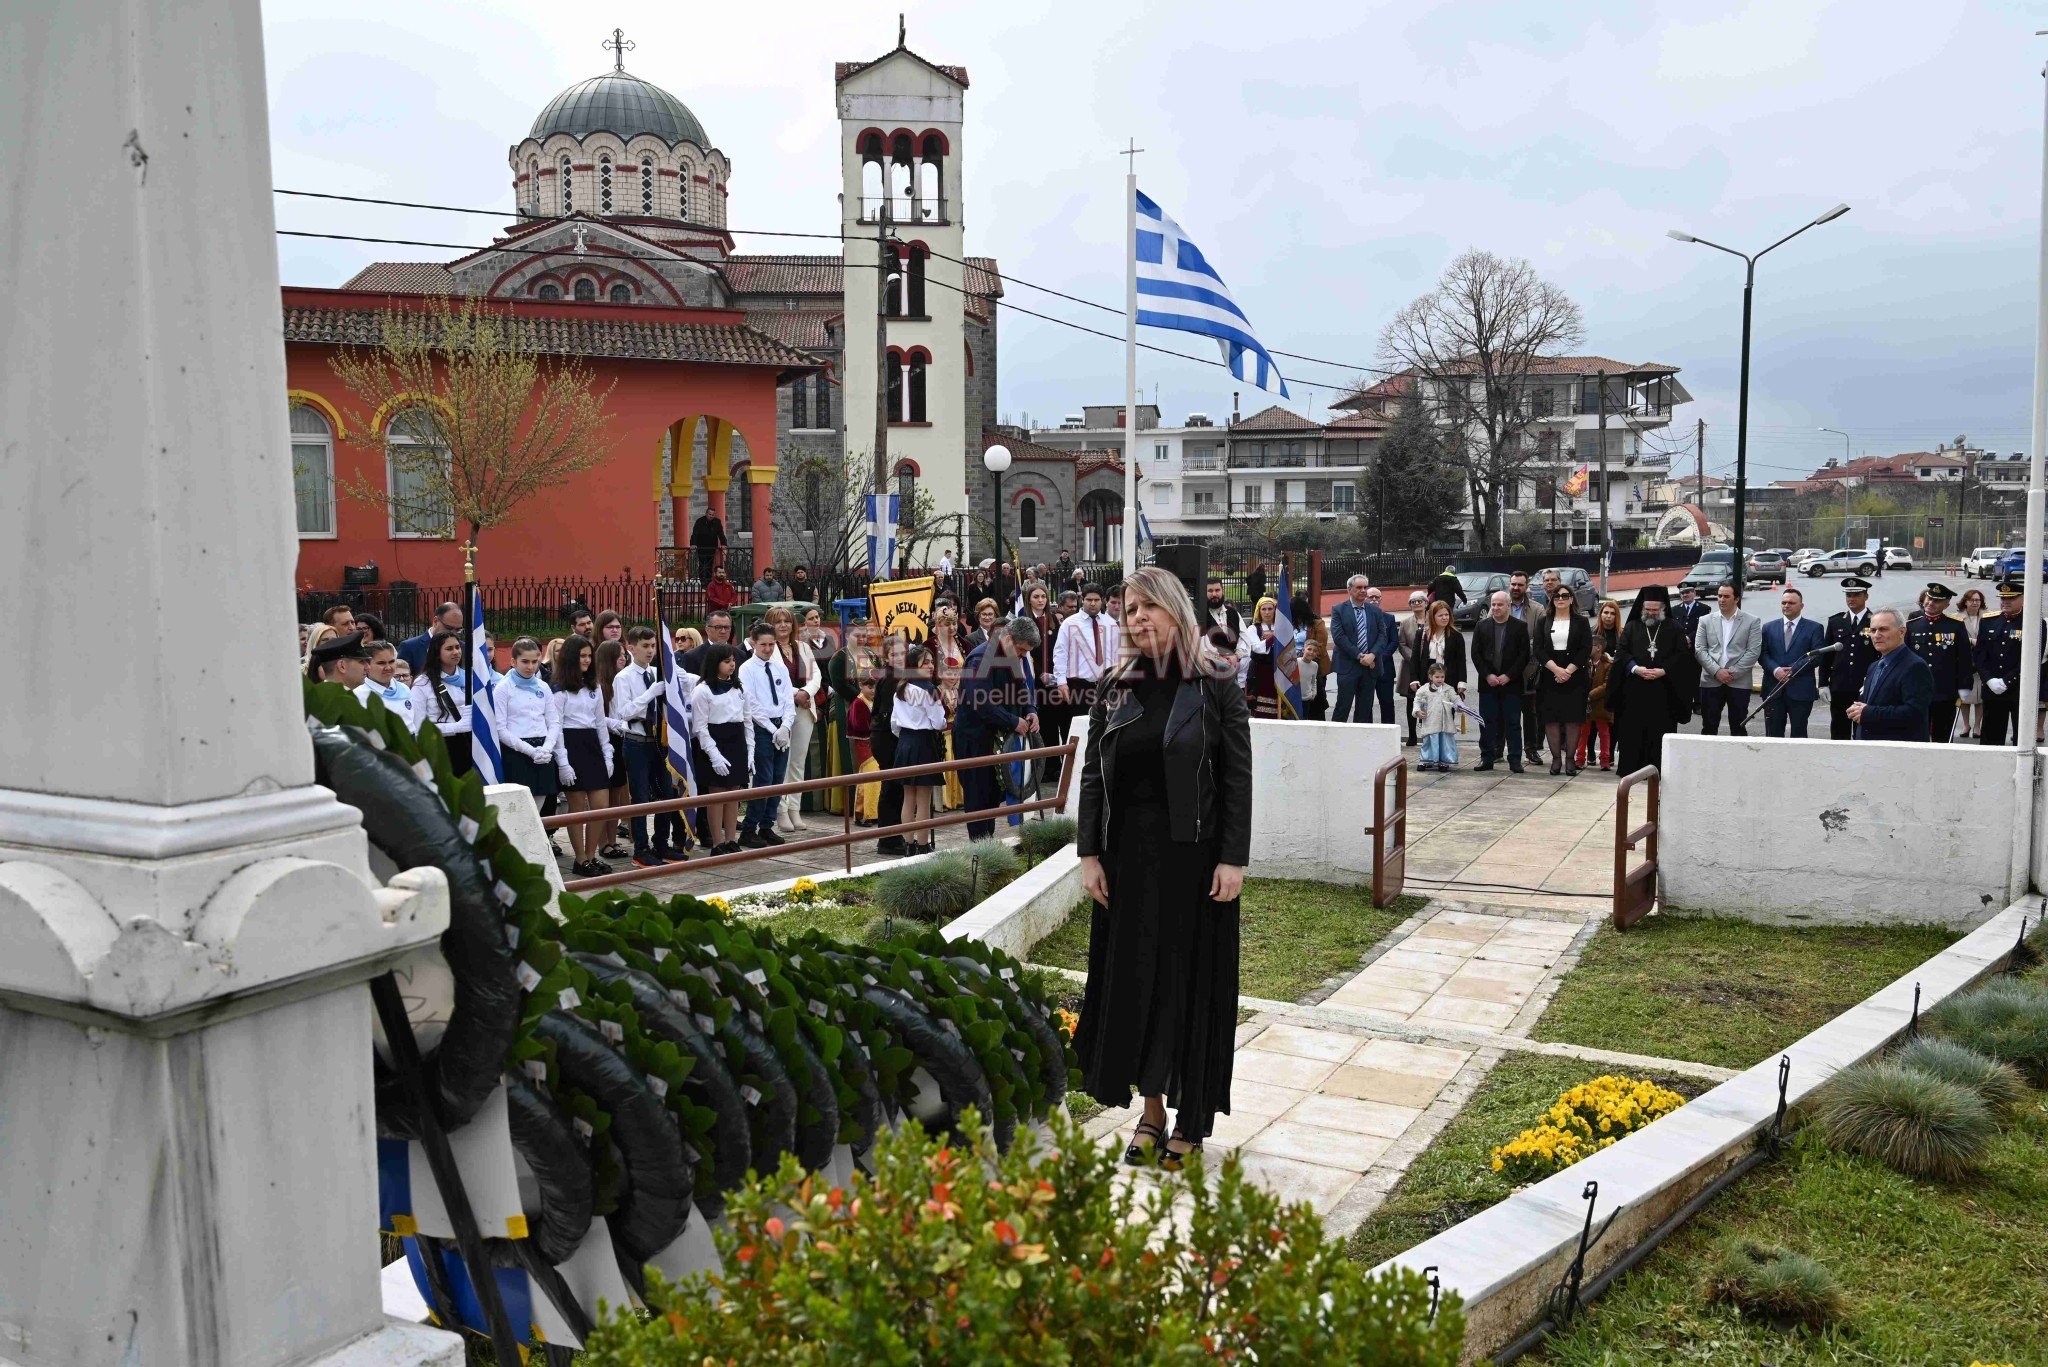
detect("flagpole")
[1123,150,1140,580]
[461,540,476,706]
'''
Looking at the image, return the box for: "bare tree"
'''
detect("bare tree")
[770,449,868,574]
[332,296,616,551]
[1379,250,1584,551]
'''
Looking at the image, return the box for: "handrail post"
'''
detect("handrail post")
[1612,765,1660,930]
[1366,755,1408,908]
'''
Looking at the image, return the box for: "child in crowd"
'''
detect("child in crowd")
[690,644,752,855]
[889,643,946,855]
[494,637,561,813]
[355,640,416,730]
[393,658,413,689]
[413,631,475,774]
[612,625,687,868]
[848,678,879,826]
[593,640,634,860]
[737,621,795,848]
[1413,659,1460,772]
[551,634,616,877]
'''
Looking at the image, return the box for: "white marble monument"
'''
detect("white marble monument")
[0,1,462,1363]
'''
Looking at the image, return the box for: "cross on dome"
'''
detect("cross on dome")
[603,28,635,72]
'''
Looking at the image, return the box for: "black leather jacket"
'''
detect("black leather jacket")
[1076,671,1253,866]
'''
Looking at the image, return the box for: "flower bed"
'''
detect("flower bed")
[1489,1075,1687,1184]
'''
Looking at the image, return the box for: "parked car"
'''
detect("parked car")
[1449,571,1510,630]
[1994,548,2048,581]
[1787,548,1828,571]
[1744,550,1787,585]
[1679,548,1737,597]
[1805,548,1878,578]
[1539,566,1599,616]
[1883,546,1913,570]
[1964,546,2007,578]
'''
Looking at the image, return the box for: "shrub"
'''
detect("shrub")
[1891,1036,2030,1115]
[1816,1060,1994,1181]
[1929,978,2048,1083]
[1702,1237,1845,1328]
[1490,1075,1686,1183]
[1018,815,1077,863]
[872,852,977,923]
[581,1110,1465,1366]
[961,838,1022,894]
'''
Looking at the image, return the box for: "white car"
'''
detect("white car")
[1806,548,1879,578]
[1884,546,1914,570]
[1787,548,1827,571]
[1964,546,2006,578]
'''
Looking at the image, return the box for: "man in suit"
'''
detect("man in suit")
[1757,586,1825,738]
[1330,574,1391,724]
[1672,584,1712,642]
[1850,608,1933,741]
[1366,586,1402,723]
[1907,583,1972,743]
[1975,578,2042,746]
[1505,572,1547,765]
[1823,578,1880,740]
[1470,591,1532,772]
[957,619,1040,841]
[397,601,462,677]
[1692,583,1762,734]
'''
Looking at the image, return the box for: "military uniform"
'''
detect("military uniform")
[1823,580,1880,741]
[1907,586,1972,743]
[1975,588,2044,746]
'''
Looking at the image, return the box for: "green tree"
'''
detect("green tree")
[1362,398,1467,551]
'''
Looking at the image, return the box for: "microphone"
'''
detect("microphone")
[1805,642,1844,657]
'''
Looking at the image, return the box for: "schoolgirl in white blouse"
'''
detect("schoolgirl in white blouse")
[493,637,562,806]
[549,635,616,876]
[690,643,755,855]
[411,632,475,775]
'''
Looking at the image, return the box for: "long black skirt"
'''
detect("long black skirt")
[1071,797,1239,1139]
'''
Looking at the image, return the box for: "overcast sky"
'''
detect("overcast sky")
[267,0,2047,484]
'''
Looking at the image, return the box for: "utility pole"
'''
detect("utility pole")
[873,198,895,574]
[1696,417,1706,506]
[1956,430,1971,555]
[1596,369,1609,595]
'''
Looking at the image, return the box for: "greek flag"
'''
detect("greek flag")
[1134,190,1289,398]
[658,618,695,792]
[865,492,899,578]
[467,593,504,784]
[1274,562,1303,719]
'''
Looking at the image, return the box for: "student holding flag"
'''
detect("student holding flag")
[414,631,475,776]
[613,625,688,867]
[1242,597,1286,718]
[465,596,504,785]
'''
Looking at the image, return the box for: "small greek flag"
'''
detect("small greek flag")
[467,593,504,784]
[1134,190,1289,398]
[658,618,695,792]
[1274,562,1303,719]
[865,492,899,578]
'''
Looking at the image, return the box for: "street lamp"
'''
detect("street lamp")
[1819,427,1853,549]
[1668,203,1850,601]
[984,443,1012,581]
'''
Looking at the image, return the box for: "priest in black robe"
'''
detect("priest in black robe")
[1610,584,1700,775]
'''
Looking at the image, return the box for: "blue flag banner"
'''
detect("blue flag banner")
[865,492,900,578]
[1133,189,1289,398]
[468,593,504,784]
[658,618,695,793]
[1274,562,1303,718]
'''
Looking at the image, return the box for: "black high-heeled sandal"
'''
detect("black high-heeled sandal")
[1123,1119,1166,1167]
[1158,1134,1203,1173]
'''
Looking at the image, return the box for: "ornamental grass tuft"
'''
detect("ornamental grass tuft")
[1929,978,2048,1084]
[1018,815,1077,863]
[1891,1036,2031,1116]
[1702,1237,1846,1329]
[1816,1060,1994,1182]
[960,837,1022,893]
[871,852,978,923]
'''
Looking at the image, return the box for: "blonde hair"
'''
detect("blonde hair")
[303,622,336,667]
[1254,596,1278,625]
[1114,566,1224,683]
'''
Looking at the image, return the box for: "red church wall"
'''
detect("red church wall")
[286,297,784,591]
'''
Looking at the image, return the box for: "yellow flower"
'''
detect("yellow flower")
[704,895,732,919]
[788,878,821,906]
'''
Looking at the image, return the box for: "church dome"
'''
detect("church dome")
[528,70,708,148]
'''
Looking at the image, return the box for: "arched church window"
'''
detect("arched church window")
[907,244,928,316]
[598,155,613,213]
[907,348,929,423]
[813,373,832,428]
[536,282,561,301]
[609,283,632,304]
[559,156,574,213]
[790,379,808,430]
[919,133,945,222]
[641,156,655,214]
[1018,495,1038,541]
[527,158,541,215]
[894,461,918,524]
[885,347,904,422]
[574,278,596,302]
[884,244,904,319]
[859,131,884,221]
[890,133,915,222]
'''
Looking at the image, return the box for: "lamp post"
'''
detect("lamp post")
[984,443,1012,585]
[1668,204,1851,601]
[1819,426,1853,548]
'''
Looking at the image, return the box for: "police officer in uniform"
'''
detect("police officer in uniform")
[1823,577,1880,741]
[1975,578,2042,746]
[1906,583,1972,743]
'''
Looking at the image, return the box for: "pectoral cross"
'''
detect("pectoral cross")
[603,28,635,72]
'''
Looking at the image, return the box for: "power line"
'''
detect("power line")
[272,187,1400,381]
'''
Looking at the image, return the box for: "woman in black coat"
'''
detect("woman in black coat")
[1533,590,1593,775]
[1398,598,1468,704]
[1075,566,1253,1172]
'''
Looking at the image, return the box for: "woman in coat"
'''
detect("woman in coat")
[1075,566,1253,1173]
[1534,589,1593,775]
[1578,599,1623,770]
[1398,599,1468,704]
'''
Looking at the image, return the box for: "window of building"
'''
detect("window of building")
[386,408,452,538]
[678,165,694,219]
[734,474,752,532]
[906,244,927,316]
[641,156,655,214]
[790,380,808,430]
[1018,495,1038,540]
[1190,490,1216,510]
[886,347,903,420]
[859,131,884,221]
[536,282,561,301]
[598,155,613,213]
[1331,481,1355,513]
[884,246,904,318]
[894,460,917,523]
[290,404,335,536]
[907,349,929,422]
[559,156,574,213]
[609,283,631,304]
[1153,485,1168,507]
[1241,486,1263,511]
[573,278,596,301]
[813,373,831,428]
[1529,387,1554,419]
[890,133,916,222]
[919,133,945,222]
[527,158,541,215]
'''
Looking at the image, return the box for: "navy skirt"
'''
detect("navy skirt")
[502,741,559,801]
[893,728,944,786]
[698,720,751,793]
[560,728,611,793]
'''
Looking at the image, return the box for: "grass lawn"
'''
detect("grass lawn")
[1345,1054,1712,1270]
[731,873,879,942]
[1028,884,1425,1005]
[1532,1097,2048,1366]
[1532,914,1957,1070]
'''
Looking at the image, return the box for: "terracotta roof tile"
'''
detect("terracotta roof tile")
[722,254,845,295]
[985,434,1075,463]
[1230,404,1321,432]
[341,262,459,294]
[835,49,969,88]
[282,304,822,370]
[745,310,839,351]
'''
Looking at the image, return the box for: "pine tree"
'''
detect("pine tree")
[1362,398,1467,551]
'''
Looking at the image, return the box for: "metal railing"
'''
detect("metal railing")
[542,738,1080,892]
[1366,756,1408,908]
[1612,765,1659,930]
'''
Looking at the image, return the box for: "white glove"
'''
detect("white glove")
[556,760,575,785]
[1989,678,2009,695]
[773,724,791,752]
[710,753,732,777]
[532,748,552,764]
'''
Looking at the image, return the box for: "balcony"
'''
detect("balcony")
[1182,451,1225,472]
[1226,450,1372,470]
[1182,501,1226,519]
[853,194,950,227]
[1227,497,1358,519]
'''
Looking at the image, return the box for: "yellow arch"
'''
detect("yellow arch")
[287,389,347,438]
[666,416,701,499]
[705,419,734,493]
[367,391,455,436]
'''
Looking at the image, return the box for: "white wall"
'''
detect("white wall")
[1660,736,2013,928]
[1065,715,1400,883]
